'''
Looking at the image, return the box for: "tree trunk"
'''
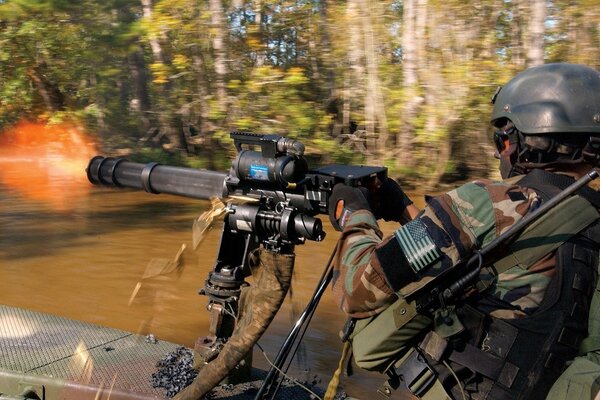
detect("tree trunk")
[141,0,165,64]
[26,63,65,112]
[511,0,525,67]
[319,0,341,139]
[253,0,266,67]
[128,48,151,114]
[345,0,364,143]
[396,0,424,169]
[309,12,320,82]
[192,52,218,167]
[358,0,388,164]
[140,0,183,151]
[525,0,545,66]
[210,0,228,111]
[423,5,446,188]
[88,70,107,135]
[193,55,213,137]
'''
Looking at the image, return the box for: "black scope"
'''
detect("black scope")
[87,156,228,200]
[230,132,308,187]
[232,149,308,187]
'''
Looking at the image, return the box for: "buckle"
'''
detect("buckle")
[382,348,437,397]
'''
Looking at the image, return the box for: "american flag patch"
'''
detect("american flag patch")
[393,219,441,274]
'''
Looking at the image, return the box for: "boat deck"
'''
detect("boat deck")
[0,305,322,400]
[0,304,180,399]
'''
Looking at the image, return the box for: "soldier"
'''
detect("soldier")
[328,63,600,399]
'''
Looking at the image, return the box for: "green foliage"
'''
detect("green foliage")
[311,137,364,165]
[1,0,598,185]
[227,65,324,140]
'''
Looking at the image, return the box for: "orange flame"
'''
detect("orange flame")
[0,121,98,211]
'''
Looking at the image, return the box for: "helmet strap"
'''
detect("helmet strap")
[582,137,600,166]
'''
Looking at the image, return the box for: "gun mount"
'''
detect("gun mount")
[87,132,387,395]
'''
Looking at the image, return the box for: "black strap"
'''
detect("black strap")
[447,343,519,389]
[517,169,600,208]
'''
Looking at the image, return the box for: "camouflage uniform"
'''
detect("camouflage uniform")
[333,178,544,319]
[328,63,600,399]
[333,171,600,399]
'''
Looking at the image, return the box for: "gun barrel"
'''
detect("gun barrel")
[87,156,227,200]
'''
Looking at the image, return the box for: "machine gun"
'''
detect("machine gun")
[87,131,387,399]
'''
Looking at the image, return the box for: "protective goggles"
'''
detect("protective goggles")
[493,125,516,153]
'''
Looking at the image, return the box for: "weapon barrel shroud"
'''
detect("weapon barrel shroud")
[87,156,227,200]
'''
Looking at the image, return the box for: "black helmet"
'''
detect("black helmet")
[491,63,600,175]
[491,63,600,134]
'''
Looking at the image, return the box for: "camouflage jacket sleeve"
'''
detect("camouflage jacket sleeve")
[332,179,540,318]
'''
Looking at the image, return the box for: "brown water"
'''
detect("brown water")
[0,173,424,399]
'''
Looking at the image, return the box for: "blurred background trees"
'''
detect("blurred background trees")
[1,0,599,185]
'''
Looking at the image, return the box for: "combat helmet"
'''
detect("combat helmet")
[491,63,600,170]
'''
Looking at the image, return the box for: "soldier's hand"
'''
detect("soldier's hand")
[328,184,372,231]
[373,178,414,222]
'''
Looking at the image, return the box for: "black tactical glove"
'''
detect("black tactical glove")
[373,178,413,222]
[328,184,372,231]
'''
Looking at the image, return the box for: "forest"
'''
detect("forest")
[1,0,599,187]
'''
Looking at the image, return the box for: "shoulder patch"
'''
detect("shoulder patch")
[394,219,442,274]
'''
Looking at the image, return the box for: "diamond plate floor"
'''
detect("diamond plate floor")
[0,305,179,398]
[0,306,324,400]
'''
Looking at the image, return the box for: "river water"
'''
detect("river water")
[0,156,426,399]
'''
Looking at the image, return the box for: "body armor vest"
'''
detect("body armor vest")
[434,221,600,399]
[432,171,600,399]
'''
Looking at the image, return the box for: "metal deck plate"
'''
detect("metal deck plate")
[0,305,179,398]
[0,306,324,399]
